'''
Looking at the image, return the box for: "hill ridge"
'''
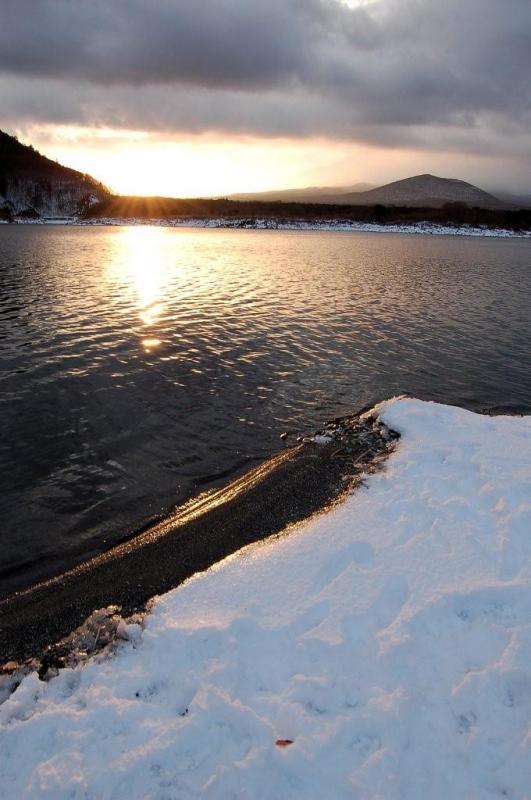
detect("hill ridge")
[226,173,508,209]
[0,130,109,219]
[342,173,507,209]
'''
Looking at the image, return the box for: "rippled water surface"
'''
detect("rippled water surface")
[1,225,530,594]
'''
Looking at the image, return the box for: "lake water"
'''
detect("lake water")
[1,225,530,596]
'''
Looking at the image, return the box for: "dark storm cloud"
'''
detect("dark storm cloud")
[1,0,530,150]
[0,0,316,88]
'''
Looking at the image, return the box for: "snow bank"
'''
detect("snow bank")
[12,216,531,238]
[1,398,531,799]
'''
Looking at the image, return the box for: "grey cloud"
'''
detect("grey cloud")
[0,0,530,161]
[3,77,530,163]
[0,0,315,88]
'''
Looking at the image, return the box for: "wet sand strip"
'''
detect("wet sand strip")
[0,415,397,666]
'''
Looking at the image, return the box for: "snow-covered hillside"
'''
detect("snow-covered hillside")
[1,398,531,799]
[0,130,108,219]
[1,175,102,218]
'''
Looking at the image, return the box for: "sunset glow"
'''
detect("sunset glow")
[16,124,525,200]
[2,0,530,198]
[23,127,359,197]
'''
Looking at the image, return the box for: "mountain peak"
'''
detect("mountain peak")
[341,173,506,209]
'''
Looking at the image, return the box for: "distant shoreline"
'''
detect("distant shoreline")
[4,217,531,238]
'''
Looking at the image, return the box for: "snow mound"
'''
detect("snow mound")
[1,398,531,799]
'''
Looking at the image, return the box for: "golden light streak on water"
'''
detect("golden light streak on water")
[106,226,179,350]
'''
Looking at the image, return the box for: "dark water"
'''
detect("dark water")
[1,225,530,595]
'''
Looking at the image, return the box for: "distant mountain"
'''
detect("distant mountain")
[0,130,109,219]
[226,182,376,204]
[492,191,531,209]
[342,174,507,209]
[227,174,509,209]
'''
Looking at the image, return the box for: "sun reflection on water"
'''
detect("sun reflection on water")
[108,226,176,352]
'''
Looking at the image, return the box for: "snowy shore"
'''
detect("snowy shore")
[9,216,531,238]
[1,398,531,798]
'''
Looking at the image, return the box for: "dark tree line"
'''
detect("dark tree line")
[84,195,531,232]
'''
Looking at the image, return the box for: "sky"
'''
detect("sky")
[1,0,530,197]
